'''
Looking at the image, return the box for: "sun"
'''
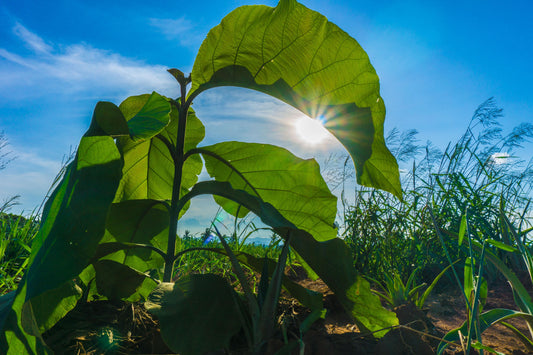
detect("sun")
[293,116,329,144]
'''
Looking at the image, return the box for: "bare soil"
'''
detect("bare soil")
[43,270,533,354]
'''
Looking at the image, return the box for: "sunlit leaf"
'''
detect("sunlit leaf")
[458,212,467,246]
[28,280,82,333]
[0,105,125,351]
[87,101,129,137]
[122,92,171,141]
[190,0,401,197]
[0,284,51,354]
[200,141,337,241]
[115,94,204,211]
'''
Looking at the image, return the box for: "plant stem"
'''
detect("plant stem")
[163,75,190,282]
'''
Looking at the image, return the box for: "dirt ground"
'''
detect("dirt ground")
[43,271,533,354]
[284,270,533,355]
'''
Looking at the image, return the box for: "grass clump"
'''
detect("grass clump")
[342,97,533,285]
[0,204,39,294]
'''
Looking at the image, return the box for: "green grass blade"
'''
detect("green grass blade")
[257,236,292,349]
[417,260,459,309]
[438,309,533,355]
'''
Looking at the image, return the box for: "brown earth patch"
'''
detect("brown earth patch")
[43,270,533,354]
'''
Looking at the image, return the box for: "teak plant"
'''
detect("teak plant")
[0,0,402,353]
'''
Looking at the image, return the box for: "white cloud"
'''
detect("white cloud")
[0,146,63,215]
[13,22,53,54]
[490,152,510,165]
[0,23,177,99]
[149,17,204,48]
[193,87,344,158]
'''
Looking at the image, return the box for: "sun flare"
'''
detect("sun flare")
[294,116,329,144]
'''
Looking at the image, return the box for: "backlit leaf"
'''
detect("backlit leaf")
[28,280,82,333]
[100,199,169,274]
[200,141,337,241]
[0,283,51,354]
[25,135,123,302]
[115,94,204,210]
[190,0,401,198]
[123,92,172,141]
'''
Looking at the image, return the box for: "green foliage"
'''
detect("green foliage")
[343,97,533,284]
[437,309,533,355]
[0,212,39,294]
[370,262,456,309]
[0,0,401,353]
[199,142,338,241]
[434,201,533,354]
[190,0,401,198]
[145,275,242,355]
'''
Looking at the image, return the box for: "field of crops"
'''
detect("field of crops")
[1,97,532,354]
[1,1,532,354]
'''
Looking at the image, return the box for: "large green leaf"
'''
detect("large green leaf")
[0,279,52,355]
[126,92,173,141]
[24,135,123,301]
[288,230,398,337]
[94,260,157,302]
[99,199,169,274]
[0,283,51,354]
[92,200,168,301]
[28,280,82,334]
[180,180,398,336]
[199,141,337,241]
[86,101,129,137]
[0,101,126,353]
[114,94,204,207]
[25,114,124,301]
[190,0,401,198]
[145,275,242,355]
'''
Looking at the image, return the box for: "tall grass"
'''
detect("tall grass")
[342,97,533,284]
[0,201,40,295]
[0,150,74,295]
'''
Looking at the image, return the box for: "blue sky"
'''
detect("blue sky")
[1,0,532,236]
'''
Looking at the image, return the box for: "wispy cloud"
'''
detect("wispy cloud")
[194,88,344,158]
[12,22,53,54]
[0,23,176,99]
[149,17,204,47]
[0,146,63,215]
